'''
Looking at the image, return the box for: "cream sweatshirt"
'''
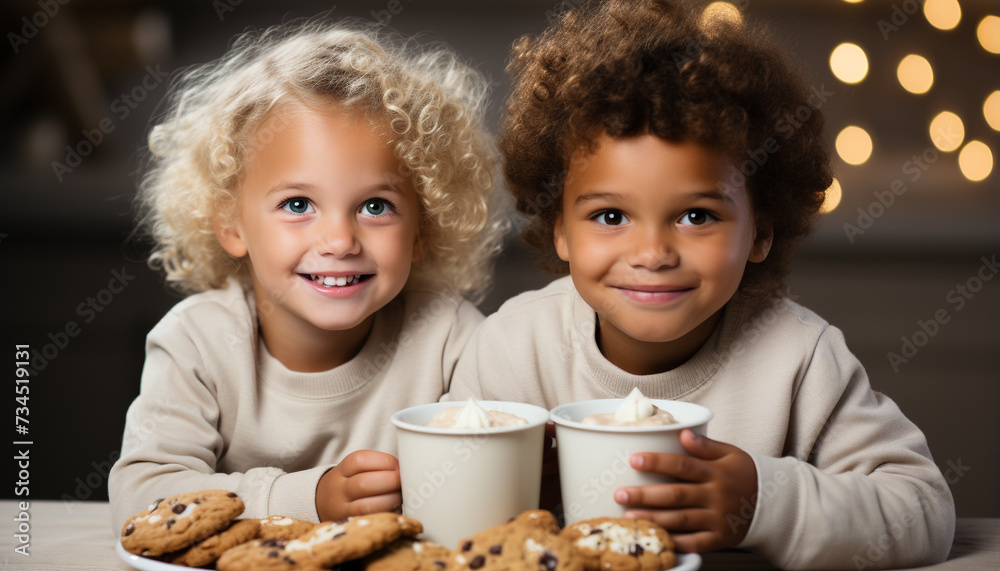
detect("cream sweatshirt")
[446,276,955,570]
[109,278,482,531]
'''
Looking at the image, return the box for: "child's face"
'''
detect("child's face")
[554,133,770,366]
[217,103,421,339]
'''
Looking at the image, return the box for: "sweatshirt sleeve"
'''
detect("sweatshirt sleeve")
[443,312,520,402]
[738,326,955,569]
[440,299,485,392]
[107,313,327,532]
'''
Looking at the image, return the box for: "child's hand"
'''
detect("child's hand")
[316,450,402,521]
[614,429,757,553]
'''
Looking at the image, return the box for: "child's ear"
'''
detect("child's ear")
[748,222,773,263]
[411,232,423,262]
[214,215,248,258]
[553,214,570,262]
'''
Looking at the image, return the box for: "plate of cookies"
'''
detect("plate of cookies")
[116,489,701,570]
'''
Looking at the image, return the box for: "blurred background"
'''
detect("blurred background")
[1,0,997,519]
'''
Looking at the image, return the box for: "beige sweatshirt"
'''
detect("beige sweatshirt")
[446,276,955,570]
[109,278,482,532]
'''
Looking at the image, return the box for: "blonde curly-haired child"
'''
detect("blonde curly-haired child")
[109,19,503,530]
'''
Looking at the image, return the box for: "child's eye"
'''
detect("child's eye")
[592,209,629,226]
[280,198,314,215]
[679,209,716,226]
[360,198,396,217]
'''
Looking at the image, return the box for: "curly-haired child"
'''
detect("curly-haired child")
[447,0,955,567]
[109,19,503,530]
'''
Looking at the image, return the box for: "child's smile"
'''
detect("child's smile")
[216,102,421,370]
[555,133,771,374]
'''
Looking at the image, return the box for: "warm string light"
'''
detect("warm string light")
[836,126,873,165]
[830,43,869,84]
[959,141,994,182]
[978,16,1000,54]
[820,178,843,214]
[897,54,934,94]
[985,91,1000,132]
[929,111,965,152]
[700,2,743,33]
[829,1,994,185]
[924,0,962,31]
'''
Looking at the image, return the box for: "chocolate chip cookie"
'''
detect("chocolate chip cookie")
[560,518,675,571]
[162,518,260,567]
[120,489,244,557]
[448,510,583,570]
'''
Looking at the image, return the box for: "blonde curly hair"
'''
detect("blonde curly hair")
[135,18,503,301]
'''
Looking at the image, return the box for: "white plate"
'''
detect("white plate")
[116,541,186,570]
[671,552,703,571]
[117,539,701,571]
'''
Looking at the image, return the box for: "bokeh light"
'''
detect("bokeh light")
[924,0,961,31]
[836,126,873,165]
[700,2,743,33]
[830,43,869,84]
[841,0,864,3]
[897,55,934,94]
[929,111,965,152]
[985,91,1000,131]
[958,141,994,182]
[979,16,1000,54]
[820,178,843,214]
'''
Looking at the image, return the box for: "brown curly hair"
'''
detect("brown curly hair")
[501,0,832,301]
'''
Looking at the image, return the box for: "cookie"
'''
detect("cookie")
[345,538,452,570]
[560,518,675,571]
[514,510,562,535]
[120,489,245,557]
[258,515,318,541]
[216,538,324,571]
[280,512,423,567]
[448,510,583,571]
[162,518,260,567]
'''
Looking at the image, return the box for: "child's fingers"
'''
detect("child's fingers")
[667,530,721,554]
[343,468,402,502]
[614,483,705,509]
[344,491,404,518]
[338,450,400,477]
[622,508,716,533]
[630,451,711,482]
[679,429,732,461]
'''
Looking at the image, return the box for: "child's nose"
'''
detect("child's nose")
[316,221,361,257]
[626,226,678,270]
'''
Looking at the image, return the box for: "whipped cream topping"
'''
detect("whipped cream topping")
[426,399,529,429]
[453,398,492,429]
[581,388,676,426]
[615,387,655,423]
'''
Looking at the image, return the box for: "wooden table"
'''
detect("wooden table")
[1,501,997,569]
